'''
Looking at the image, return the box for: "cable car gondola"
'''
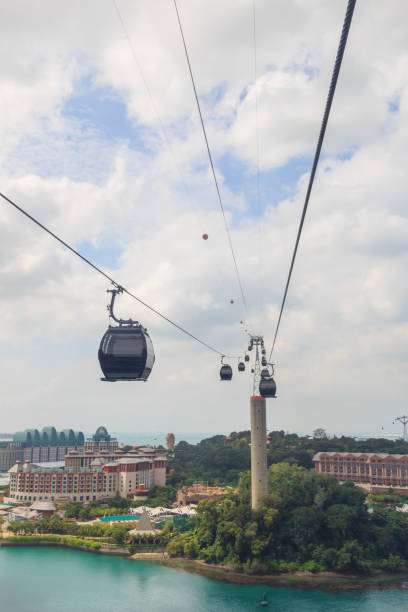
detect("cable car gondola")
[259,376,276,398]
[98,287,155,382]
[238,361,245,372]
[220,357,232,381]
[244,354,250,362]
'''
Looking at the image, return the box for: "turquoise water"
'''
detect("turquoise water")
[1,547,408,611]
[98,515,140,522]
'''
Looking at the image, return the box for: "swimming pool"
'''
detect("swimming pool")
[97,515,140,522]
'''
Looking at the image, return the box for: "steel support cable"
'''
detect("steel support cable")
[112,1,212,287]
[173,0,249,320]
[269,0,356,360]
[0,190,239,358]
[252,0,267,321]
[112,0,174,159]
[252,0,261,214]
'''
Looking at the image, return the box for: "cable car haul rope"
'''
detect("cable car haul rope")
[0,191,235,360]
[0,0,356,397]
[269,0,356,360]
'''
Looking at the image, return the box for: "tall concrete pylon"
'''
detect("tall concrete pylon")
[250,395,268,510]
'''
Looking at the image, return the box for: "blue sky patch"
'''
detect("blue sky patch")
[388,95,400,114]
[200,82,228,112]
[61,76,153,153]
[75,237,124,270]
[218,153,312,222]
[5,76,163,184]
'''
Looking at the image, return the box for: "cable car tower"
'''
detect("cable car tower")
[219,333,276,509]
[247,334,276,509]
[393,415,408,442]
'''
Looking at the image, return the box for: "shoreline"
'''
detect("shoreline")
[0,539,128,556]
[2,540,408,591]
[150,558,408,592]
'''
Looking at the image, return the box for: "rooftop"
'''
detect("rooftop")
[118,457,151,465]
[30,501,56,511]
[313,452,408,460]
[13,427,84,448]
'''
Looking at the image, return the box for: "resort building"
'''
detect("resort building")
[313,452,408,493]
[64,448,167,483]
[6,448,168,504]
[0,425,118,472]
[83,426,119,454]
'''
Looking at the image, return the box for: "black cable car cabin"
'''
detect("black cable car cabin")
[259,376,276,398]
[98,287,155,382]
[99,325,154,381]
[238,361,245,372]
[220,364,233,380]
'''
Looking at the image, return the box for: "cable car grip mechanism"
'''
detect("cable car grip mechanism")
[107,285,139,327]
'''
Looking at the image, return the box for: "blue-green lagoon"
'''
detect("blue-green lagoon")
[2,547,408,611]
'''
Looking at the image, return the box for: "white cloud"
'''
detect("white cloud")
[0,1,407,438]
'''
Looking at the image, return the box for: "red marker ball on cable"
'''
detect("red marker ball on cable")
[202,233,208,240]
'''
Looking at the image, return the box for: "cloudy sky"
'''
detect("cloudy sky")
[0,0,407,439]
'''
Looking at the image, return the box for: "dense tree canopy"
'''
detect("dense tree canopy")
[167,431,408,487]
[167,463,408,573]
[168,435,251,486]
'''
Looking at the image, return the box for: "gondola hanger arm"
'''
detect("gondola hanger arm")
[107,286,138,327]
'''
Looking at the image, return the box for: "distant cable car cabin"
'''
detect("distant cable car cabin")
[98,287,155,382]
[220,361,233,381]
[244,354,250,362]
[202,233,208,240]
[238,362,245,372]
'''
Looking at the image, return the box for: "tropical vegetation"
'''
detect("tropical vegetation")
[167,430,408,487]
[5,515,170,549]
[167,463,408,574]
[1,534,101,550]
